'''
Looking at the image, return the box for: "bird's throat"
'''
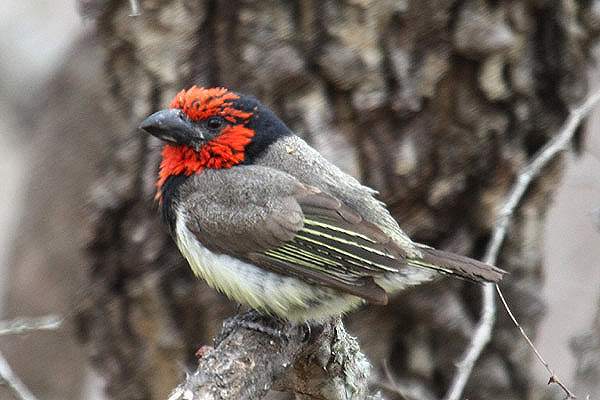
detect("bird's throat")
[155,124,255,201]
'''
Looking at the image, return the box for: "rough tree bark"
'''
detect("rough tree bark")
[70,0,599,399]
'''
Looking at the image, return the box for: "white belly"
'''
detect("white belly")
[174,207,365,322]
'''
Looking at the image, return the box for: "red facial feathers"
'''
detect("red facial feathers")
[156,125,255,194]
[155,87,255,200]
[170,86,253,123]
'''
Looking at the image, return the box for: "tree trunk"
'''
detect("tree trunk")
[72,0,598,399]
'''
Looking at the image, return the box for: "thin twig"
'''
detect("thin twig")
[444,88,600,400]
[128,0,141,16]
[0,315,63,336]
[0,350,38,400]
[495,284,576,398]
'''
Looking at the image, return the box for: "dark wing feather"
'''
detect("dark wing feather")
[249,185,409,304]
[184,166,504,306]
[410,246,505,282]
[183,168,405,304]
[248,253,388,304]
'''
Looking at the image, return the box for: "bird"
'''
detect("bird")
[139,86,504,323]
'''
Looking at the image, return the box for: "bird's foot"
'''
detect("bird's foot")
[237,320,289,342]
[300,322,324,343]
[218,310,290,342]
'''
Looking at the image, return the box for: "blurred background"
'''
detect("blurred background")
[0,1,599,399]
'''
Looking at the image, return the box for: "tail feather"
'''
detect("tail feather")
[408,247,505,283]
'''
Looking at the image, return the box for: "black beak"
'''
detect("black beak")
[139,109,205,145]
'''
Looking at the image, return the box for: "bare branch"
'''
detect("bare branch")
[486,88,600,265]
[443,281,496,400]
[0,315,62,399]
[128,0,141,16]
[444,88,600,400]
[0,350,38,400]
[495,284,576,398]
[0,315,63,337]
[168,312,374,400]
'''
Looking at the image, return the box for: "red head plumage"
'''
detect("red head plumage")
[170,86,253,122]
[154,86,255,200]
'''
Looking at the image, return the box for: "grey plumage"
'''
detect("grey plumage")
[179,167,304,255]
[168,136,503,321]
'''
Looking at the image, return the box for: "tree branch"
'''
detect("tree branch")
[0,350,39,400]
[168,312,375,400]
[0,315,62,337]
[444,88,600,400]
[128,0,141,16]
[0,314,63,400]
[495,284,576,398]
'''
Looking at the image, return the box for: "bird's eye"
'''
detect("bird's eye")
[206,116,224,130]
